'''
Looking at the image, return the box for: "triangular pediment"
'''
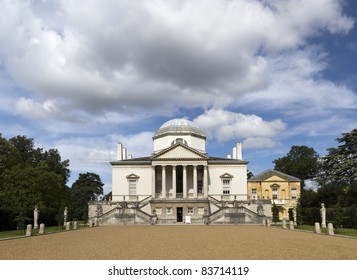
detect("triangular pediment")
[248,169,301,182]
[220,173,234,179]
[126,173,140,179]
[265,175,284,182]
[153,143,207,159]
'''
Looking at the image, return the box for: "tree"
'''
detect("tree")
[1,166,63,228]
[70,172,104,221]
[0,134,71,229]
[316,129,357,186]
[272,202,279,222]
[0,135,23,176]
[9,136,70,185]
[273,145,319,188]
[102,191,112,201]
[299,188,318,208]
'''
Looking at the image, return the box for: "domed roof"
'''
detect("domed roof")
[153,118,206,139]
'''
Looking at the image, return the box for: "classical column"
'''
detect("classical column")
[193,165,197,198]
[203,165,208,197]
[151,166,156,198]
[161,165,166,199]
[172,165,176,198]
[183,165,187,199]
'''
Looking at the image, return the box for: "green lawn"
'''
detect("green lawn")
[0,225,84,239]
[296,224,357,237]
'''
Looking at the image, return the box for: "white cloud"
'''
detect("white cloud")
[239,47,357,114]
[15,97,60,119]
[0,0,356,186]
[0,0,354,119]
[194,109,287,143]
[243,137,281,149]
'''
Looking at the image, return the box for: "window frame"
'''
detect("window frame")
[291,188,297,200]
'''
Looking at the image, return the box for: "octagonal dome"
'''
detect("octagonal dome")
[153,118,206,139]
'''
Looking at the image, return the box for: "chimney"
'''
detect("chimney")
[128,154,133,159]
[117,142,123,160]
[122,147,127,160]
[232,147,237,159]
[236,142,242,160]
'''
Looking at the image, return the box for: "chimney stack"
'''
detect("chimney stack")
[236,142,242,160]
[232,147,237,159]
[122,147,127,160]
[117,142,123,160]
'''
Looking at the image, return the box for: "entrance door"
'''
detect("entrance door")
[177,207,183,222]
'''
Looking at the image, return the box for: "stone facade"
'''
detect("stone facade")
[248,170,301,220]
[88,119,294,226]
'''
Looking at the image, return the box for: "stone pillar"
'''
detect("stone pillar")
[161,165,166,198]
[262,218,266,226]
[151,166,156,198]
[94,217,98,227]
[172,165,176,198]
[63,207,68,227]
[26,224,32,236]
[193,165,197,198]
[203,165,208,197]
[73,221,78,230]
[282,219,287,229]
[266,219,271,226]
[39,223,45,235]
[33,206,39,229]
[327,223,334,235]
[66,221,70,230]
[315,222,321,234]
[293,207,297,226]
[183,165,187,199]
[289,221,294,230]
[320,203,326,228]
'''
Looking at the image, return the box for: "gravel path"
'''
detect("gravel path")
[0,225,356,260]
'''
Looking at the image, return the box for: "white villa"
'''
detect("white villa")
[88,119,274,225]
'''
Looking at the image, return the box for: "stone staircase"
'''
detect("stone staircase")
[207,196,265,224]
[95,196,155,225]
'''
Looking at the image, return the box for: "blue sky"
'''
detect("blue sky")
[1,0,356,194]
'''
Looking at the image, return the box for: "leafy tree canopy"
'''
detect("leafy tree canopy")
[70,172,104,221]
[273,145,319,188]
[0,134,71,229]
[316,129,357,186]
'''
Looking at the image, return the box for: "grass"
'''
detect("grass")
[0,225,87,239]
[295,224,357,237]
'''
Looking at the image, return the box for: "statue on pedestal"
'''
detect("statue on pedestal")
[64,207,68,226]
[320,203,326,228]
[33,206,39,229]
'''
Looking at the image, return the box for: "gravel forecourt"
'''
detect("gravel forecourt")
[0,225,356,260]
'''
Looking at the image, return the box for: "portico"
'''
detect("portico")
[152,163,208,199]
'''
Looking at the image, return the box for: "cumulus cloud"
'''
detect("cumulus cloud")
[15,97,61,119]
[0,0,356,185]
[194,109,287,143]
[0,0,354,119]
[243,137,281,149]
[239,47,357,114]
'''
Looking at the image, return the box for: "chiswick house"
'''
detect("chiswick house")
[88,119,300,225]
